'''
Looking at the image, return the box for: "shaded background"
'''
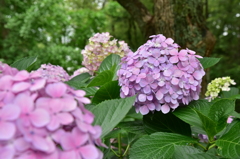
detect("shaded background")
[0,0,239,89]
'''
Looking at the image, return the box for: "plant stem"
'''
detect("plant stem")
[197,143,207,151]
[118,133,122,159]
[122,144,130,157]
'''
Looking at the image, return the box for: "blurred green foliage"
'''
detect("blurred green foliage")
[0,0,239,87]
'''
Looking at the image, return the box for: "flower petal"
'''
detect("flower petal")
[0,122,16,140]
[79,145,99,159]
[46,82,67,98]
[31,108,50,127]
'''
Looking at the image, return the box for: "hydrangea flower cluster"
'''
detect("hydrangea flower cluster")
[117,34,205,115]
[0,62,18,78]
[0,63,103,159]
[81,32,132,74]
[205,76,236,101]
[33,64,70,82]
[70,67,90,79]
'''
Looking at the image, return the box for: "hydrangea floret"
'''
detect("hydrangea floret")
[117,34,205,115]
[205,76,236,101]
[33,63,70,82]
[81,32,132,74]
[0,63,103,159]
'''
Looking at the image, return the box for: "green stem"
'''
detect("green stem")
[111,148,120,157]
[197,143,207,151]
[118,133,122,159]
[122,144,130,157]
[208,143,216,150]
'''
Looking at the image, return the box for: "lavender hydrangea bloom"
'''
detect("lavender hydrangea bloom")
[82,32,132,74]
[0,64,103,159]
[33,63,70,82]
[118,34,205,115]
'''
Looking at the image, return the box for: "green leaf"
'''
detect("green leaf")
[87,70,113,87]
[80,87,98,97]
[98,54,121,73]
[118,121,146,135]
[220,87,239,99]
[129,132,198,159]
[92,81,120,104]
[216,121,240,158]
[11,55,38,71]
[173,145,219,159]
[65,81,87,89]
[198,57,221,69]
[69,72,91,83]
[173,100,210,133]
[91,96,136,137]
[143,111,191,136]
[208,99,235,133]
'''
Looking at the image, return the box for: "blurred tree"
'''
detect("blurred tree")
[0,0,107,73]
[116,0,216,95]
[207,0,240,89]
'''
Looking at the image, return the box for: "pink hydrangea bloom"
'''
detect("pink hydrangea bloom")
[32,63,70,82]
[118,34,205,115]
[70,67,90,79]
[81,32,132,74]
[0,64,103,159]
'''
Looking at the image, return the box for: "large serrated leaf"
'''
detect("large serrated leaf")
[173,100,210,133]
[80,87,98,97]
[216,121,240,158]
[91,96,136,137]
[129,132,198,159]
[98,54,121,73]
[11,55,38,71]
[87,70,114,87]
[173,145,219,159]
[69,72,91,83]
[143,111,191,136]
[198,57,221,69]
[92,81,120,104]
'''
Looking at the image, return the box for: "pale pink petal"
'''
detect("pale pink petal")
[122,86,129,95]
[14,137,30,152]
[47,116,60,131]
[46,82,67,98]
[74,90,86,97]
[32,136,50,152]
[61,98,77,111]
[13,70,29,81]
[163,69,172,76]
[31,108,50,127]
[14,94,34,112]
[0,145,15,159]
[162,104,170,114]
[57,113,73,125]
[60,151,77,159]
[0,122,16,140]
[138,94,146,102]
[60,133,76,150]
[12,82,31,93]
[147,103,155,111]
[156,90,164,100]
[72,128,89,146]
[169,49,178,55]
[165,38,174,44]
[169,56,179,63]
[79,145,99,159]
[171,77,179,85]
[30,79,46,91]
[0,75,13,89]
[35,97,51,108]
[193,71,203,80]
[1,104,20,120]
[139,106,149,115]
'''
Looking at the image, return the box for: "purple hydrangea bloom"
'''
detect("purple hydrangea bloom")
[118,34,205,115]
[32,63,70,82]
[0,64,103,159]
[81,32,132,74]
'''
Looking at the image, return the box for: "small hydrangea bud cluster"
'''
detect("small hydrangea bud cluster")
[118,34,205,115]
[0,63,103,159]
[205,76,236,101]
[70,67,90,79]
[33,63,70,82]
[82,32,132,74]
